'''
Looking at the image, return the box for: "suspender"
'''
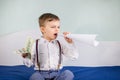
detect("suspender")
[36,39,62,70]
[56,40,62,69]
[36,39,40,71]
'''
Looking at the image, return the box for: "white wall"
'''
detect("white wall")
[0,0,120,66]
[0,30,120,66]
[0,0,120,41]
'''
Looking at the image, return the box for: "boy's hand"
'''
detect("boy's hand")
[63,32,73,44]
[22,53,29,58]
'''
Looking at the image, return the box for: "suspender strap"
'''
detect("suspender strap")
[36,39,40,71]
[56,40,62,69]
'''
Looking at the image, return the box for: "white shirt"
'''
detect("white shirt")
[23,37,79,70]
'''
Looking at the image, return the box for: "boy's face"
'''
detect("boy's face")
[40,20,60,41]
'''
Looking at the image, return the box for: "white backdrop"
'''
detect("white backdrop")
[1,0,120,41]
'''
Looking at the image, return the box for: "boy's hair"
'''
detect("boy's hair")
[39,13,60,27]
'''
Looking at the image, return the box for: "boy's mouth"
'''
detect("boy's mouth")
[54,33,58,37]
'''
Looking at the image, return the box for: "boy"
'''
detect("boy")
[23,13,79,80]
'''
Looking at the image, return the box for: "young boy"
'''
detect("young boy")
[23,13,79,80]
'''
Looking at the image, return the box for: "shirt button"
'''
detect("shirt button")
[52,41,54,43]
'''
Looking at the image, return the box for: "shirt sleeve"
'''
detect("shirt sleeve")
[61,40,79,60]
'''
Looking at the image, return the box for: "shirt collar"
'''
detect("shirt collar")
[40,36,57,43]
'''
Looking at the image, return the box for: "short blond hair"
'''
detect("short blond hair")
[39,13,60,27]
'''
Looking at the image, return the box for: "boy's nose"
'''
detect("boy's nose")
[56,27,59,31]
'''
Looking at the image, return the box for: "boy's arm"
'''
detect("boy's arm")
[61,32,79,59]
[61,40,79,60]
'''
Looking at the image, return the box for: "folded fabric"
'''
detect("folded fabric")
[59,34,99,47]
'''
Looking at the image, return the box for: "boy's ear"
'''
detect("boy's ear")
[40,26,45,33]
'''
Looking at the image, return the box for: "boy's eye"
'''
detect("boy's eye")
[51,26,55,28]
[50,26,60,29]
[58,26,60,29]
